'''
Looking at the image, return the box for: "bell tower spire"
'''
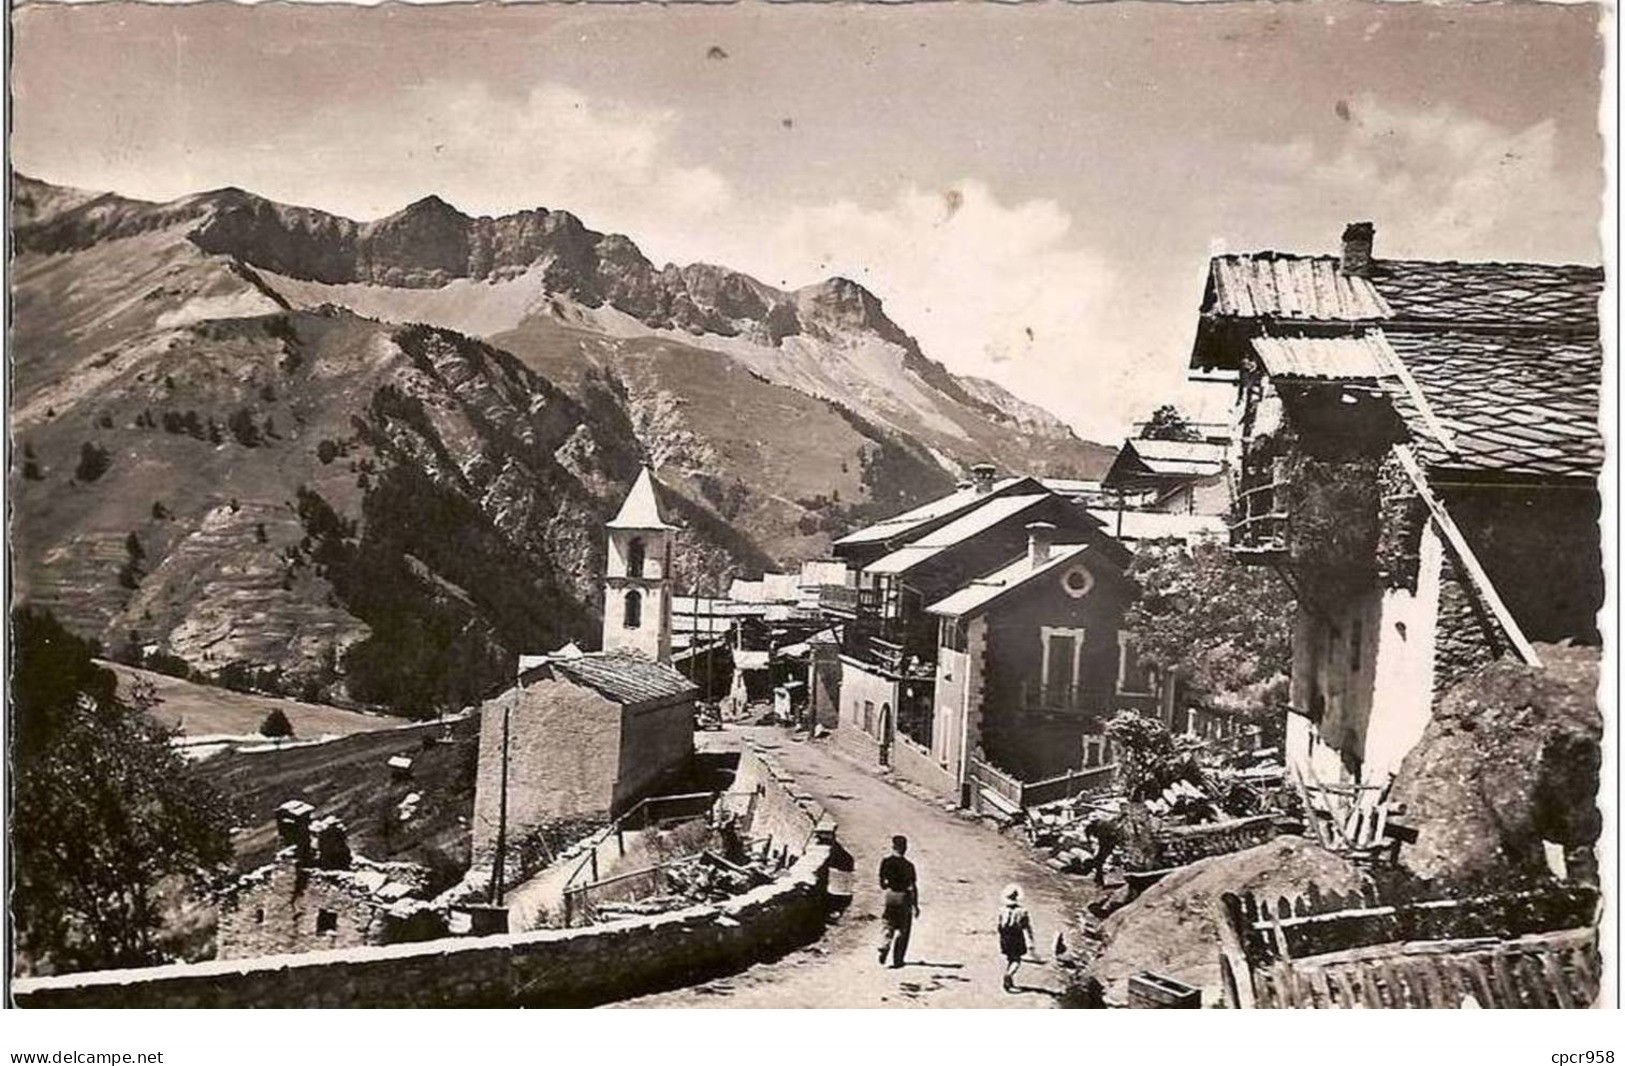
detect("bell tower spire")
[602,465,674,662]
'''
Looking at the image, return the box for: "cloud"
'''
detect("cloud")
[202,82,739,266]
[1246,97,1590,261]
[704,180,1122,434]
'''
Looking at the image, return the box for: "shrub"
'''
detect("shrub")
[259,708,294,739]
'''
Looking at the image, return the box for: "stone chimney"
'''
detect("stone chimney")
[1027,521,1056,569]
[312,816,353,871]
[1341,222,1375,277]
[275,800,315,866]
[970,463,997,495]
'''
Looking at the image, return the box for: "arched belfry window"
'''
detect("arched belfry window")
[627,537,646,578]
[623,590,643,630]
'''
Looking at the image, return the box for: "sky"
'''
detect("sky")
[9,1,1608,442]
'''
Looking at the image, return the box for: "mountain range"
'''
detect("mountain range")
[8,173,1113,714]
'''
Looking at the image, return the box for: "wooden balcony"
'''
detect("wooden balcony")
[1019,680,1109,715]
[1229,479,1288,562]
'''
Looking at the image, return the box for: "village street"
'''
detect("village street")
[623,726,1099,1008]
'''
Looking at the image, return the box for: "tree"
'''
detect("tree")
[227,408,261,448]
[74,441,112,482]
[1104,711,1207,802]
[1124,541,1294,716]
[259,708,294,739]
[21,442,44,481]
[10,608,231,973]
[1141,404,1202,442]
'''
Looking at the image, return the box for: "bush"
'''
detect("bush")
[259,708,294,739]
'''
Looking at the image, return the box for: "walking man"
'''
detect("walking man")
[877,834,919,968]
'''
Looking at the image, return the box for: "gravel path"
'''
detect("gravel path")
[621,727,1096,1008]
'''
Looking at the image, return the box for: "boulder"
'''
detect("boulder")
[1389,643,1601,883]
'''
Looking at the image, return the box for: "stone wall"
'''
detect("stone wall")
[612,699,696,812]
[890,733,958,799]
[471,681,622,864]
[217,862,443,960]
[833,657,896,766]
[732,744,830,860]
[1433,550,1506,698]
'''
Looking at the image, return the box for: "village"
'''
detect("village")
[11,221,1605,1010]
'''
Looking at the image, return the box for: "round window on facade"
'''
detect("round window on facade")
[1061,565,1094,599]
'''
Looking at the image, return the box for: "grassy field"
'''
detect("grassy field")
[197,713,481,891]
[107,661,409,739]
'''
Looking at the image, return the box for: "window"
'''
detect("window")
[623,590,643,629]
[627,537,646,578]
[1061,565,1094,599]
[316,909,338,934]
[1038,626,1085,710]
[1350,616,1364,673]
[1116,632,1153,696]
[940,618,967,653]
[863,700,875,736]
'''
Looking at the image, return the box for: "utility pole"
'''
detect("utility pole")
[490,699,511,906]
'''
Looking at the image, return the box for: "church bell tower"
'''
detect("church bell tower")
[602,465,674,662]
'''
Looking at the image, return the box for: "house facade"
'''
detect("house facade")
[1190,222,1603,787]
[927,524,1153,793]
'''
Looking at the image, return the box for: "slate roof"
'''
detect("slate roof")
[866,494,1051,576]
[1384,331,1604,479]
[1371,259,1602,332]
[925,543,1093,618]
[1202,254,1601,332]
[532,650,697,707]
[833,477,1041,547]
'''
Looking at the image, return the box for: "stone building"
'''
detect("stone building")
[1189,221,1603,786]
[217,801,444,960]
[470,649,698,871]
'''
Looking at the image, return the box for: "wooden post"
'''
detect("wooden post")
[490,700,511,905]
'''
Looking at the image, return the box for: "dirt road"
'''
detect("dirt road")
[623,727,1096,1008]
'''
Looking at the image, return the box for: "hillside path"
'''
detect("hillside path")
[621,727,1093,1008]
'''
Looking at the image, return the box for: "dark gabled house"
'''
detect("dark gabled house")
[1190,221,1603,787]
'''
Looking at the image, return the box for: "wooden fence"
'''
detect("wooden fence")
[966,755,1118,811]
[1215,881,1601,1008]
